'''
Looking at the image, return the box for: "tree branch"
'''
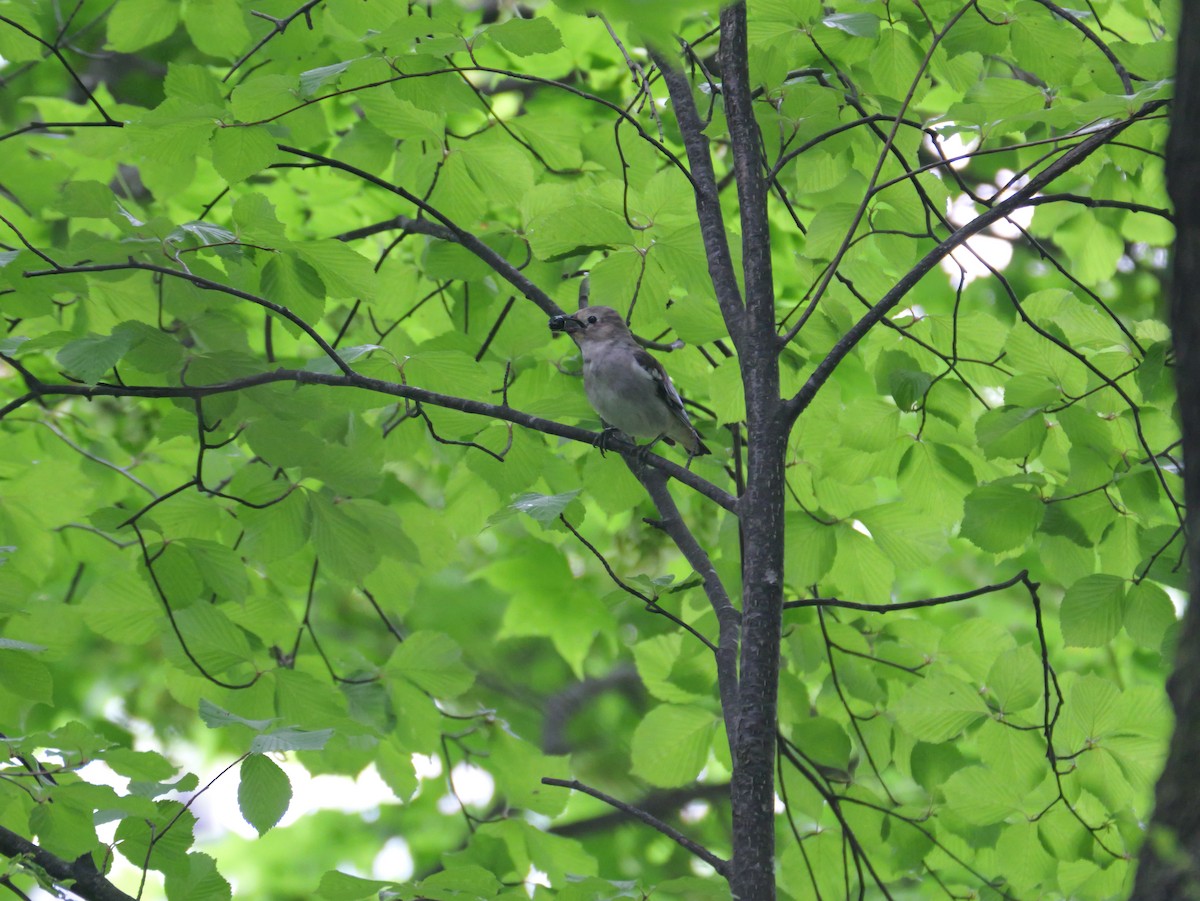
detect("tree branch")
[25,261,352,375]
[0,824,134,901]
[718,3,774,334]
[782,100,1168,424]
[649,50,746,345]
[277,145,565,318]
[540,777,729,876]
[634,465,741,748]
[784,570,1031,611]
[0,365,739,514]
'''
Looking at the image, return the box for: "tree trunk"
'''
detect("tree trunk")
[1131,12,1200,898]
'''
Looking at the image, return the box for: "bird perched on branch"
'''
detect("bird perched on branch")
[549,306,710,458]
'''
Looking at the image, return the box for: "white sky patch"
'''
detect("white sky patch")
[924,123,980,171]
[893,304,926,322]
[188,759,399,841]
[977,170,1036,239]
[372,836,415,882]
[680,800,711,824]
[1167,586,1187,617]
[524,864,551,897]
[850,519,873,539]
[412,752,443,780]
[981,386,1005,407]
[437,762,495,813]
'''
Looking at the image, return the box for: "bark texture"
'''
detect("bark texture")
[1131,7,1200,897]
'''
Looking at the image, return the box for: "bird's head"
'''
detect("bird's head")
[548,306,629,342]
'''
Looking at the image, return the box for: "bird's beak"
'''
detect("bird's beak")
[548,314,584,333]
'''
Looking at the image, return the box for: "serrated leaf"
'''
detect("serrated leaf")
[250,727,333,753]
[261,253,326,326]
[57,330,137,384]
[389,631,474,697]
[894,672,988,742]
[238,753,291,835]
[1061,573,1126,647]
[211,126,278,184]
[487,16,564,55]
[317,871,394,901]
[502,490,581,525]
[162,852,231,901]
[630,705,717,787]
[822,12,879,36]
[108,0,180,51]
[960,483,1045,553]
[1124,581,1176,648]
[976,406,1047,460]
[299,59,359,97]
[943,765,1025,824]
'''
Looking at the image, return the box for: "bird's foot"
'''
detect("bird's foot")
[595,427,621,457]
[634,436,665,469]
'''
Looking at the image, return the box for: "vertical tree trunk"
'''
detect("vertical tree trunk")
[719,5,786,896]
[1131,14,1200,898]
[730,420,787,900]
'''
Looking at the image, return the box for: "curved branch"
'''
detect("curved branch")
[784,570,1031,611]
[0,366,739,514]
[541,777,729,876]
[24,261,352,375]
[634,466,741,747]
[0,824,134,901]
[650,51,746,345]
[224,0,324,81]
[1026,0,1137,92]
[277,145,564,318]
[783,99,1168,424]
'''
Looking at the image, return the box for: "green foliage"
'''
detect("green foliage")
[0,0,1178,899]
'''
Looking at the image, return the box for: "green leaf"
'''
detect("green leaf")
[960,484,1045,553]
[171,603,255,674]
[488,728,570,816]
[309,493,380,580]
[230,75,298,121]
[317,871,395,901]
[823,12,879,36]
[57,330,137,385]
[238,754,292,836]
[297,241,376,299]
[1061,573,1127,648]
[108,0,180,51]
[501,490,581,525]
[181,2,252,61]
[211,126,278,184]
[388,631,474,697]
[1124,581,1176,648]
[976,406,1047,460]
[526,200,632,261]
[251,727,333,753]
[894,672,988,742]
[987,645,1043,714]
[630,705,717,787]
[0,648,53,704]
[261,253,326,326]
[299,60,359,97]
[784,511,838,585]
[943,765,1026,824]
[487,16,564,55]
[158,852,229,901]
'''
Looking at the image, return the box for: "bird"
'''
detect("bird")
[548,306,710,458]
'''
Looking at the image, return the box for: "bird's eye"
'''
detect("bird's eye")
[587,315,597,324]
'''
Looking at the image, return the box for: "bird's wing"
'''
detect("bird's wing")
[634,346,694,427]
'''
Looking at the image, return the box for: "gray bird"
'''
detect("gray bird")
[549,306,710,457]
